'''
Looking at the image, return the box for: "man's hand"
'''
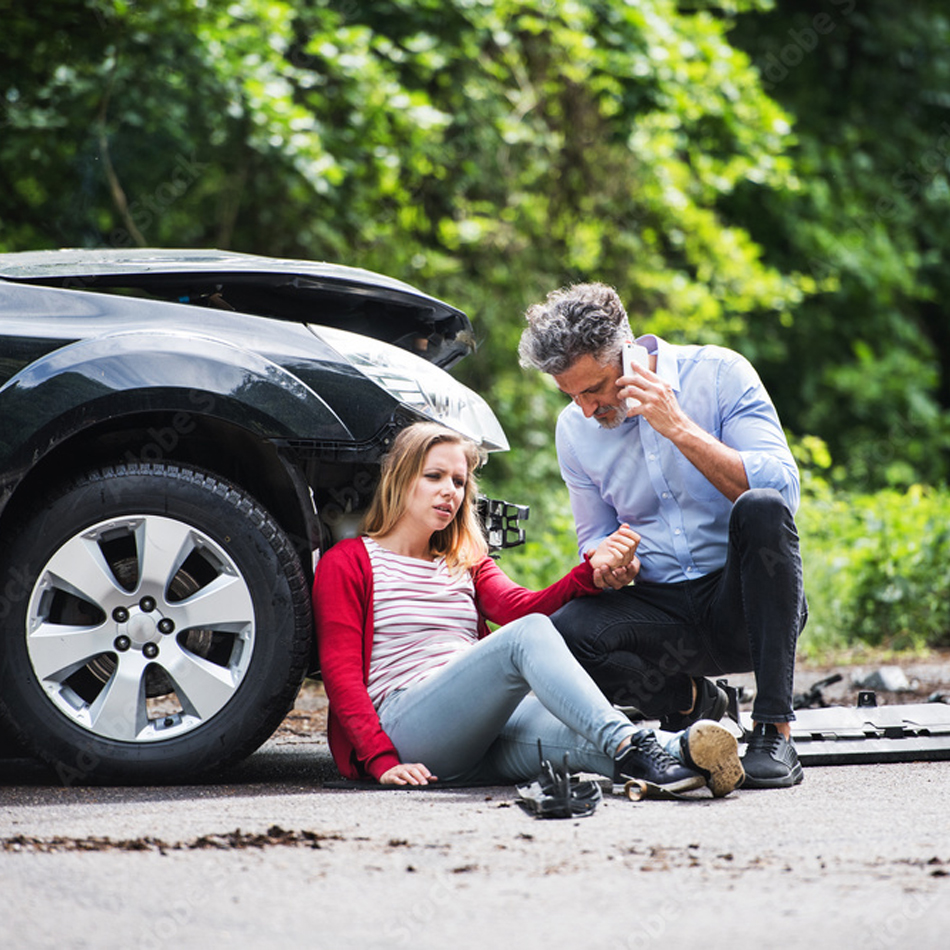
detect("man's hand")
[379,763,438,786]
[619,362,691,439]
[591,555,641,590]
[618,362,750,503]
[587,524,641,590]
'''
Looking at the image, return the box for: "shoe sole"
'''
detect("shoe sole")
[740,761,804,789]
[682,721,745,798]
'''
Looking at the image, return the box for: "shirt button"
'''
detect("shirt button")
[649,454,657,461]
[674,528,681,536]
[662,492,669,499]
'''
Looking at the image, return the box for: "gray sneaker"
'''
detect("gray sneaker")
[680,720,745,798]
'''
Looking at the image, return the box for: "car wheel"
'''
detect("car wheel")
[0,463,311,784]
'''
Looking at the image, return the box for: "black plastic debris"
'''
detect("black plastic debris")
[793,673,843,709]
[515,742,602,819]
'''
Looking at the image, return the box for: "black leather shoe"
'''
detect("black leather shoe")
[680,720,745,798]
[659,677,728,732]
[614,730,704,793]
[741,722,803,788]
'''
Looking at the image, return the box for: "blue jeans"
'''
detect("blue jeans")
[552,489,807,724]
[377,613,642,784]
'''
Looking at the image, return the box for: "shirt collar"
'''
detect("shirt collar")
[635,333,680,393]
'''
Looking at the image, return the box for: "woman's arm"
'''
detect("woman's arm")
[312,543,401,781]
[472,523,639,626]
[472,556,595,626]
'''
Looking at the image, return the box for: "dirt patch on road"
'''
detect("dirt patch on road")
[1,825,344,854]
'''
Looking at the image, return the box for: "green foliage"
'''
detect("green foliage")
[0,0,813,535]
[491,503,580,593]
[4,0,950,653]
[794,446,950,654]
[729,0,950,489]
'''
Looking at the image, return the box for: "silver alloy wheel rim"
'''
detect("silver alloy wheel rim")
[26,515,256,742]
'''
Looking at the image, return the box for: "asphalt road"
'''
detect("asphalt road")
[2,674,949,950]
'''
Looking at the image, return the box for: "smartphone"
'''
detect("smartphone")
[622,340,650,409]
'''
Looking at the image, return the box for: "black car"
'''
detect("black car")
[0,248,522,784]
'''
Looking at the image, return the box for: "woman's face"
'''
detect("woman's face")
[402,442,469,538]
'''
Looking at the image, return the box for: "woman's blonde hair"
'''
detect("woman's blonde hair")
[361,422,488,571]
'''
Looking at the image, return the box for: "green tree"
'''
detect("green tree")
[729,0,950,488]
[293,0,810,526]
[1,0,810,536]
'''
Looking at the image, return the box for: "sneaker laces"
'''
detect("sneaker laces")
[629,732,679,769]
[746,725,783,755]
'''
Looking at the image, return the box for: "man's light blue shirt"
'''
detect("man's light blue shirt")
[556,335,800,584]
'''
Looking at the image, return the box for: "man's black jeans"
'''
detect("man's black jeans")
[552,489,807,724]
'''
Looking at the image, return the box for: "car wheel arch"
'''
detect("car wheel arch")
[0,410,322,577]
[0,331,357,449]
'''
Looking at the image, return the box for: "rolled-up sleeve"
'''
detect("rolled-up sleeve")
[722,355,800,514]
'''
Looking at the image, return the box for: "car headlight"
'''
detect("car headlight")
[310,325,509,452]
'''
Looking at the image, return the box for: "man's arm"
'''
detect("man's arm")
[649,406,749,502]
[556,420,626,556]
[620,352,797,509]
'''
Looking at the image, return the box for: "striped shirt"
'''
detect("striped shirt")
[364,536,479,707]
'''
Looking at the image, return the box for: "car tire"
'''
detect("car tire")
[0,462,311,784]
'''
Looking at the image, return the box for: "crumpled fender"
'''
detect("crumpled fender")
[0,330,358,481]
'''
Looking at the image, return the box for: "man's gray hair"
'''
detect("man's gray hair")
[518,282,631,376]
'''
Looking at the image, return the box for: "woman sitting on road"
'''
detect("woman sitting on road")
[312,421,743,794]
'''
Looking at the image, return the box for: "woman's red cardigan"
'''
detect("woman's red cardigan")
[312,538,600,781]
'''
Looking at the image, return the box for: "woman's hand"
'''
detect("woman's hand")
[587,524,641,590]
[379,762,438,786]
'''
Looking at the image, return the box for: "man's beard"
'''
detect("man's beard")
[594,404,624,429]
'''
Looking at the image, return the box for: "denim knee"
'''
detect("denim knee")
[730,488,795,547]
[733,487,788,519]
[511,613,562,650]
